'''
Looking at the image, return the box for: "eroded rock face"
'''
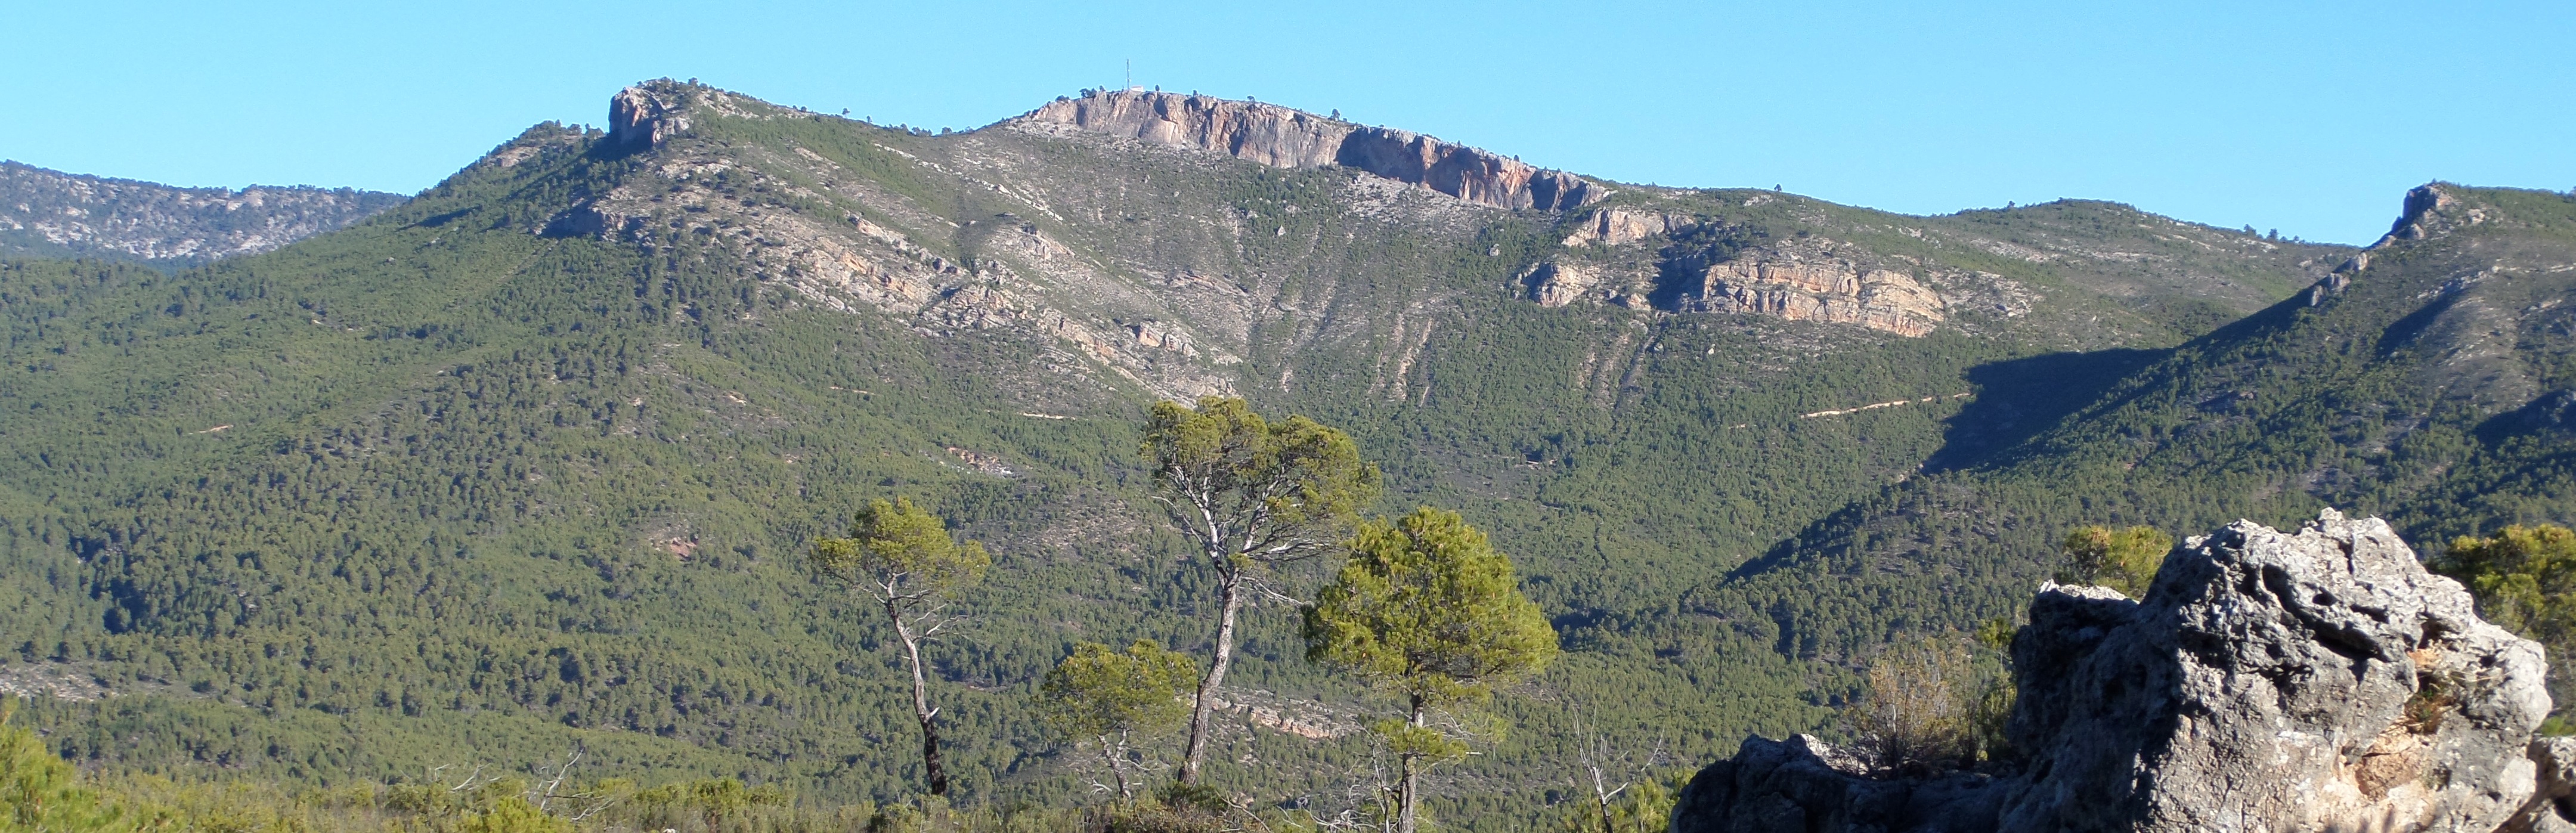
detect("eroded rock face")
[1527,261,1607,308]
[1534,208,1956,335]
[2382,184,2485,246]
[1019,89,1599,210]
[1335,126,1596,210]
[1024,90,1348,168]
[1531,227,1950,335]
[1671,510,2563,833]
[1561,208,1690,247]
[1680,259,1945,337]
[609,83,693,151]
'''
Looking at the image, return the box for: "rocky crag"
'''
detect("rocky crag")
[1670,509,2572,833]
[0,160,404,264]
[1538,207,1954,336]
[1018,88,1600,210]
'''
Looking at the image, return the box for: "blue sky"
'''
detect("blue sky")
[4,1,2567,244]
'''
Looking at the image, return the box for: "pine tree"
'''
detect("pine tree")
[809,498,991,797]
[1141,396,1380,784]
[1036,640,1199,801]
[1303,507,1557,833]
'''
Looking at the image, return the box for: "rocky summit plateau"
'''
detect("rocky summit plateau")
[0,76,2570,833]
[1019,89,1602,210]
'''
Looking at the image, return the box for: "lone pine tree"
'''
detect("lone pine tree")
[1035,640,1198,802]
[1304,507,1558,833]
[1141,396,1380,785]
[808,498,991,797]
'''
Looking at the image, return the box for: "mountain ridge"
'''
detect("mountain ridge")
[0,160,405,264]
[1700,181,2576,670]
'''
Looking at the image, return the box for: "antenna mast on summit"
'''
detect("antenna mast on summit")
[1125,59,1132,91]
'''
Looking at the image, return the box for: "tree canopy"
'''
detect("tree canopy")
[1036,640,1199,801]
[1304,507,1558,833]
[1,701,132,833]
[2438,524,2576,721]
[809,497,991,797]
[1141,395,1380,784]
[1141,395,1382,570]
[1305,508,1558,708]
[810,497,993,603]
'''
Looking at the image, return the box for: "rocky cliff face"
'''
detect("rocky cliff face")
[608,83,695,152]
[1531,208,1956,336]
[1527,195,2334,337]
[2382,183,2486,246]
[1677,254,1947,338]
[1018,89,1600,210]
[1670,509,2571,833]
[0,161,404,263]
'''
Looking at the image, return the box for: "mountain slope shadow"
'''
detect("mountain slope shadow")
[1713,348,2170,586]
[1919,348,2168,473]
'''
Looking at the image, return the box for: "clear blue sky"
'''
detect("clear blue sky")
[5,1,2568,244]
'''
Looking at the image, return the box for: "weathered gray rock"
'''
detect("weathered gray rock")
[1672,734,2002,833]
[1671,509,2561,833]
[609,82,693,151]
[2509,738,2576,832]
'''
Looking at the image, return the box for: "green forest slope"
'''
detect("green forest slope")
[1702,184,2576,676]
[0,80,2415,828]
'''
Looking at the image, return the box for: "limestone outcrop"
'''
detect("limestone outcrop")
[609,83,693,151]
[547,84,1246,402]
[1018,89,1600,210]
[1020,89,1346,169]
[1527,261,1614,308]
[1679,258,1946,337]
[1670,509,2566,833]
[1530,212,1951,335]
[1561,208,1692,247]
[1336,125,1596,211]
[2380,184,2486,246]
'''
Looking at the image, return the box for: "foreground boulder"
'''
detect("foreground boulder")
[1672,510,2570,833]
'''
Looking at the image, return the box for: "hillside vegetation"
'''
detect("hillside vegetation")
[13,80,2556,831]
[1706,184,2576,667]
